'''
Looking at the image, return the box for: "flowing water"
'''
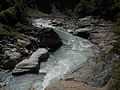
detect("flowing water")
[1,18,96,90]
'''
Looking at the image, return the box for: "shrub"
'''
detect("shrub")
[74,0,96,17]
[112,0,120,18]
[112,19,120,54]
[111,19,120,90]
[0,0,14,11]
[0,7,18,26]
[112,60,120,90]
[74,0,120,19]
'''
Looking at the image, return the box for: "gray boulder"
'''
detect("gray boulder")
[12,48,49,75]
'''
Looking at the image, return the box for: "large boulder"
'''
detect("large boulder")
[38,28,63,52]
[0,34,31,70]
[12,48,49,75]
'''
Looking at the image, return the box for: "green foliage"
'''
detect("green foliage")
[112,0,120,18]
[0,0,28,26]
[112,60,120,90]
[113,0,120,10]
[74,0,96,16]
[0,23,22,38]
[0,7,16,18]
[0,0,14,11]
[26,7,48,17]
[112,19,120,90]
[14,0,26,11]
[74,0,120,18]
[113,19,120,33]
[112,19,120,54]
[0,7,18,25]
[0,30,21,38]
[112,61,120,80]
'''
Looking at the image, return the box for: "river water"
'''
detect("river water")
[1,18,96,90]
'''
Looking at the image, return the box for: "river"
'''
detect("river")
[1,18,96,90]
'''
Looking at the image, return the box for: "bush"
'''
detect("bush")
[74,0,96,17]
[0,0,14,11]
[0,0,28,26]
[74,0,120,19]
[111,19,120,90]
[0,7,18,26]
[112,0,120,18]
[0,23,22,38]
[112,60,120,90]
[112,19,120,54]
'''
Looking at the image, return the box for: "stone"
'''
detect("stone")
[12,48,49,75]
[50,19,63,26]
[0,48,22,69]
[17,38,31,47]
[78,16,93,27]
[4,49,21,60]
[38,28,63,52]
[0,70,11,88]
[75,27,92,33]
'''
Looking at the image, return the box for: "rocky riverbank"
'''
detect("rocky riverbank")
[0,16,116,90]
[34,16,115,90]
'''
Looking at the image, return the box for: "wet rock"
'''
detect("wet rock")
[17,38,31,47]
[74,31,90,39]
[25,39,39,51]
[78,16,93,27]
[38,28,63,52]
[50,19,63,26]
[73,28,92,39]
[75,27,92,33]
[4,49,21,60]
[0,70,11,88]
[12,48,49,75]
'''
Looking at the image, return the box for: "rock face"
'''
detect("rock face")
[12,48,49,75]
